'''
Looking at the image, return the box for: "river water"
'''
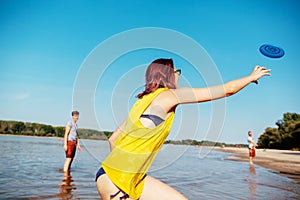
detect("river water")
[0,135,299,199]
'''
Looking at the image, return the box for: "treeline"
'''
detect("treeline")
[258,112,300,150]
[79,129,112,140]
[2,112,299,150]
[0,120,245,147]
[0,120,112,140]
[164,139,247,147]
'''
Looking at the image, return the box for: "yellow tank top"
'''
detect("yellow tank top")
[102,88,175,199]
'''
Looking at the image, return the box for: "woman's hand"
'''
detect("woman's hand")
[250,65,271,84]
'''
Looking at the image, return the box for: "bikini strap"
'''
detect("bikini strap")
[120,193,129,199]
[110,190,121,199]
[110,190,129,200]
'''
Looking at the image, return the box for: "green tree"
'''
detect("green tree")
[55,126,65,137]
[40,125,55,136]
[258,112,300,150]
[0,121,9,133]
[103,131,113,139]
[12,122,26,134]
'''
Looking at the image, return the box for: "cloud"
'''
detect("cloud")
[14,93,30,100]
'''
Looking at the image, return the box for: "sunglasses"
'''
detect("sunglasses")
[174,69,181,76]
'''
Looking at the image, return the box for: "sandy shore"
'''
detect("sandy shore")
[215,147,300,183]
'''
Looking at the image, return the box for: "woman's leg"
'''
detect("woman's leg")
[140,176,187,200]
[97,174,187,200]
[96,174,134,200]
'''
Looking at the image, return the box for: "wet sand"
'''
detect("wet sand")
[215,147,300,183]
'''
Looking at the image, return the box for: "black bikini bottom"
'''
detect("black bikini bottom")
[95,167,129,199]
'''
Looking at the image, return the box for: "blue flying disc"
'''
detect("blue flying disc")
[259,44,285,58]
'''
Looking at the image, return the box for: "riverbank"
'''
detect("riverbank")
[215,147,300,183]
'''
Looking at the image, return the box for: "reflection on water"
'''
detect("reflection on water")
[0,135,299,199]
[56,171,77,199]
[247,165,257,200]
[249,165,256,175]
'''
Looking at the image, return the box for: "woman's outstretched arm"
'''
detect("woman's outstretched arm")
[162,66,270,108]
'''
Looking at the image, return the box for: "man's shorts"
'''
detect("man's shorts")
[249,148,256,157]
[66,141,77,158]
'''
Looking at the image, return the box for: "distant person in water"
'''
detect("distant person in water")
[95,58,270,200]
[247,131,258,165]
[63,111,82,172]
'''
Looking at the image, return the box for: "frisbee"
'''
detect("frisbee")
[259,44,285,58]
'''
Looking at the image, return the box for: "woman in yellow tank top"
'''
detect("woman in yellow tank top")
[96,58,270,200]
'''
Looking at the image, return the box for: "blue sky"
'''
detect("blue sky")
[1,0,299,143]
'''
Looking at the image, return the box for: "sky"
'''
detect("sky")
[1,0,299,144]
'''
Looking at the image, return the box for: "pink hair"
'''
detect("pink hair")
[137,58,176,98]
